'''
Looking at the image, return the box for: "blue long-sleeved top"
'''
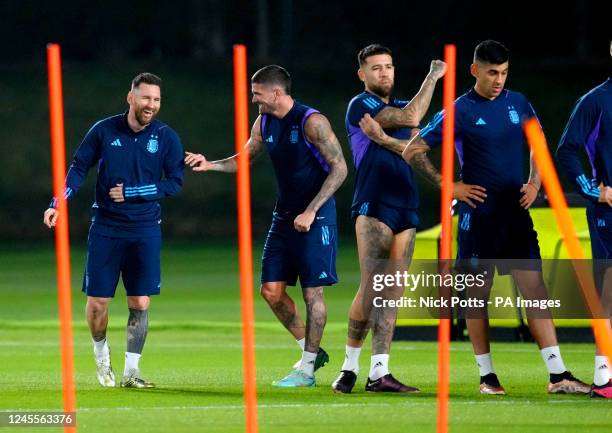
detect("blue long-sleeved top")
[557,78,612,203]
[50,113,184,231]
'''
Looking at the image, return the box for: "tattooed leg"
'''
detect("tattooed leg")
[261,281,306,339]
[371,228,416,355]
[86,296,111,342]
[302,286,327,353]
[345,216,394,347]
[126,308,149,354]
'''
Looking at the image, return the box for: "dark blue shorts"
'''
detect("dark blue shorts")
[261,219,338,288]
[456,201,541,275]
[351,202,419,234]
[82,231,161,298]
[586,204,612,292]
[587,204,612,260]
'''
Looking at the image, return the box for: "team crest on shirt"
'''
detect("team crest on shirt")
[147,134,159,153]
[508,106,520,124]
[290,126,299,144]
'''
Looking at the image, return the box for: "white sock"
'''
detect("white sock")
[298,351,317,377]
[124,352,141,376]
[594,355,611,386]
[369,354,389,381]
[341,345,362,373]
[296,338,305,351]
[540,346,566,374]
[93,338,109,360]
[475,353,495,376]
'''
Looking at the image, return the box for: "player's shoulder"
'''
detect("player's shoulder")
[452,90,475,115]
[348,92,384,111]
[85,114,122,137]
[150,120,182,147]
[579,79,611,105]
[294,101,321,118]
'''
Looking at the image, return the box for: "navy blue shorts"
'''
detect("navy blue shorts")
[351,202,419,234]
[82,231,161,298]
[261,219,338,288]
[456,201,541,275]
[586,204,612,292]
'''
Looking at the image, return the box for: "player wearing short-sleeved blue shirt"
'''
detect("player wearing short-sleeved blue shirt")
[43,73,184,389]
[332,44,446,394]
[346,92,418,216]
[556,41,612,397]
[185,65,347,388]
[359,40,589,397]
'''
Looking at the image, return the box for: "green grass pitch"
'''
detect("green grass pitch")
[0,242,610,433]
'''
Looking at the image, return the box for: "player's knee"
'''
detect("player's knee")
[260,283,283,304]
[127,296,150,310]
[87,297,109,315]
[303,287,324,304]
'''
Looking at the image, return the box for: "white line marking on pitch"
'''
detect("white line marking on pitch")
[7,400,604,413]
[0,341,595,354]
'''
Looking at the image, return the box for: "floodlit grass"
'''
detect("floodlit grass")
[0,243,609,432]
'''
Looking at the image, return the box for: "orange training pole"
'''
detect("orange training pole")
[438,44,456,433]
[233,44,258,433]
[524,118,612,365]
[47,43,77,433]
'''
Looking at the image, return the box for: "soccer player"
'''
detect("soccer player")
[556,40,612,398]
[360,40,590,395]
[332,44,446,393]
[43,73,184,388]
[185,65,347,387]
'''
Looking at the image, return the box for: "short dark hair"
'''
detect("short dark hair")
[131,72,162,89]
[251,65,291,95]
[474,40,509,65]
[358,44,393,66]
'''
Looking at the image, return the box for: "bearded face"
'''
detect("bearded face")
[128,83,161,127]
[359,54,395,98]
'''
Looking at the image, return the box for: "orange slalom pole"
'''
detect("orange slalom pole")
[47,43,77,433]
[524,118,612,365]
[233,44,258,433]
[437,44,456,433]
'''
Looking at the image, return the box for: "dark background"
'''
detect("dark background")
[2,0,611,242]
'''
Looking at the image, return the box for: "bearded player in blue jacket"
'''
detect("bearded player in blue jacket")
[44,73,184,389]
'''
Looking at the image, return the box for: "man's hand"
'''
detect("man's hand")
[43,208,59,228]
[294,210,316,232]
[520,183,539,209]
[599,184,612,207]
[185,151,215,171]
[453,181,487,208]
[428,60,447,81]
[359,113,388,143]
[109,183,125,202]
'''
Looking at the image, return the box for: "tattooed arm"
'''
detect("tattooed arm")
[403,134,487,208]
[360,114,487,208]
[294,113,348,232]
[373,60,447,129]
[185,115,265,173]
[358,113,408,156]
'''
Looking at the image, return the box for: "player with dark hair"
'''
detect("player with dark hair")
[359,40,589,395]
[44,72,185,388]
[557,40,612,398]
[332,44,446,393]
[185,64,347,387]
